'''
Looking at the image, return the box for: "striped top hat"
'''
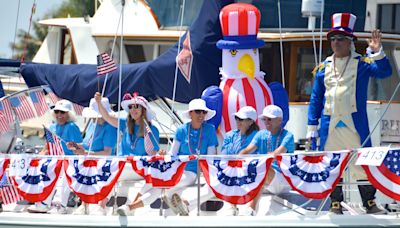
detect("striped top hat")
[327,13,357,39]
[216,3,265,50]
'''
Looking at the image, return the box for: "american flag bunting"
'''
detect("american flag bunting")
[73,103,84,116]
[44,87,60,105]
[0,100,12,133]
[0,173,23,205]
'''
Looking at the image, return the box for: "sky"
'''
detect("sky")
[0,0,64,58]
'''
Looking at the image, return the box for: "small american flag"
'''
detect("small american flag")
[44,87,60,105]
[97,52,117,75]
[0,100,12,133]
[73,103,84,116]
[9,95,36,121]
[144,125,155,155]
[44,127,64,156]
[0,173,23,205]
[29,90,49,117]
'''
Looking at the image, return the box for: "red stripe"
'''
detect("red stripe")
[255,9,260,34]
[222,79,235,133]
[255,78,272,106]
[221,11,229,36]
[242,78,256,108]
[238,7,248,35]
[341,13,350,28]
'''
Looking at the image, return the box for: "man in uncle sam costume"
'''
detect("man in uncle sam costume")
[217,3,288,134]
[307,12,392,214]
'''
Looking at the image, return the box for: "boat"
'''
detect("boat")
[1,0,400,227]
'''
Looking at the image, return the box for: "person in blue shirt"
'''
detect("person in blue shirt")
[28,99,83,214]
[220,106,260,216]
[239,105,294,216]
[95,92,160,156]
[68,97,117,215]
[116,98,218,216]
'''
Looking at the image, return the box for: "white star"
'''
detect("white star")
[312,175,317,181]
[83,178,88,183]
[246,177,251,183]
[235,179,240,184]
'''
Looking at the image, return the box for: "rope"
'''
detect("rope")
[318,0,325,64]
[21,0,36,63]
[277,0,285,87]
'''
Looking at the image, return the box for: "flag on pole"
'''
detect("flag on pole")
[0,173,23,205]
[143,120,156,155]
[97,53,117,76]
[44,87,60,105]
[29,90,49,117]
[44,127,64,156]
[72,103,84,116]
[9,95,36,121]
[0,100,12,133]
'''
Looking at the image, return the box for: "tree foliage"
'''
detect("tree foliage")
[11,0,95,60]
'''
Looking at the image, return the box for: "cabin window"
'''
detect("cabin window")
[377,4,400,33]
[125,44,154,63]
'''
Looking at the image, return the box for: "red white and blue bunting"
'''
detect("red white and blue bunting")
[64,158,125,203]
[130,155,196,188]
[362,149,400,201]
[199,157,273,204]
[0,157,9,179]
[11,158,63,202]
[277,151,350,199]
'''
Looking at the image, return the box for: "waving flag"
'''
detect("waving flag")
[0,157,9,179]
[0,100,12,133]
[44,127,64,156]
[11,158,62,202]
[29,90,49,117]
[199,156,273,204]
[362,149,400,201]
[64,158,125,203]
[144,126,155,155]
[97,52,117,76]
[9,95,35,121]
[44,87,60,104]
[277,151,350,199]
[131,155,196,188]
[73,103,84,116]
[1,173,23,205]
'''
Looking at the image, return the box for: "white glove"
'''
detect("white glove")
[306,125,319,139]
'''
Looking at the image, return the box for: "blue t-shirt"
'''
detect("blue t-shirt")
[221,129,258,155]
[50,121,83,156]
[174,122,218,173]
[251,129,295,172]
[82,121,117,155]
[118,119,160,156]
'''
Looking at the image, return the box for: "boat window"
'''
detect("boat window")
[377,4,400,33]
[125,44,154,63]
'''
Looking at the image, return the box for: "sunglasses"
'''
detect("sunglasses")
[261,117,272,122]
[128,104,140,110]
[193,110,207,115]
[329,36,349,42]
[54,110,66,114]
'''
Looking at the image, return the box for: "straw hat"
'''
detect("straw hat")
[82,97,115,118]
[182,99,216,121]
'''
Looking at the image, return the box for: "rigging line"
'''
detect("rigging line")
[89,1,123,154]
[318,0,325,64]
[310,12,318,67]
[277,0,285,87]
[12,0,21,58]
[21,0,37,63]
[170,0,186,118]
[116,0,125,156]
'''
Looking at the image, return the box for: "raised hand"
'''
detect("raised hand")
[94,92,102,103]
[367,29,382,53]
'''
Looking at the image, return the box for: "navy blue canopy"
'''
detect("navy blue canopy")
[20,0,233,106]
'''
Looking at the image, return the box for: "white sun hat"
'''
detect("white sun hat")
[234,106,257,121]
[259,105,283,119]
[53,99,74,113]
[82,97,115,118]
[120,93,155,120]
[182,98,216,121]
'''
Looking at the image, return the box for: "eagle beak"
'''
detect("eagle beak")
[238,54,255,80]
